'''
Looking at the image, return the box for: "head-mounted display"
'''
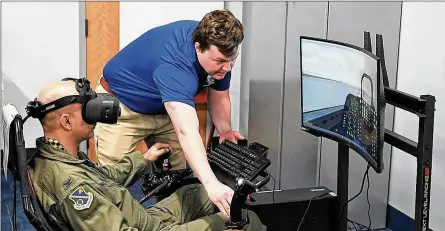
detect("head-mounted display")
[24,77,121,124]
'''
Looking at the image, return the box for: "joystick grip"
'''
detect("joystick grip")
[154,148,172,171]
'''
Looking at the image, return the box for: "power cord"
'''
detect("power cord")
[265,170,276,204]
[338,163,371,229]
[296,191,331,231]
[347,219,375,231]
[366,170,372,230]
[265,170,333,231]
[346,164,374,231]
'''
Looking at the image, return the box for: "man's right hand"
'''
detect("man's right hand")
[204,180,234,218]
[164,101,235,217]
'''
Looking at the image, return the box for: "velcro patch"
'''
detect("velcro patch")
[69,186,94,210]
[62,178,73,189]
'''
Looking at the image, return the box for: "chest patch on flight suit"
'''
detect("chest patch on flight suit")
[69,187,94,210]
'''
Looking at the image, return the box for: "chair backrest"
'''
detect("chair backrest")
[3,104,63,231]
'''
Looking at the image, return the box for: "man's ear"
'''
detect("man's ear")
[60,114,72,131]
[194,42,201,53]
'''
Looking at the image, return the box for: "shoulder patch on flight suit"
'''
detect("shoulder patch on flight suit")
[63,183,101,221]
[69,186,94,210]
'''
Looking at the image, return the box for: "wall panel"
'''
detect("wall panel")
[280,1,328,189]
[389,3,445,230]
[243,2,287,189]
[319,2,402,228]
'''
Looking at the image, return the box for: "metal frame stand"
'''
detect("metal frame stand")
[336,32,435,231]
[336,88,435,231]
[384,90,435,231]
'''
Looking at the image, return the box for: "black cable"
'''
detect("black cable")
[343,163,375,231]
[339,164,371,228]
[266,170,276,204]
[348,219,360,230]
[348,219,362,230]
[296,191,331,231]
[297,197,313,231]
[366,169,372,230]
[347,218,376,231]
[347,166,373,231]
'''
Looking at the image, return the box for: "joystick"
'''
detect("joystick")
[226,172,270,230]
[139,148,198,204]
[154,148,172,172]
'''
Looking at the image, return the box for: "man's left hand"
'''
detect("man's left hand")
[143,143,171,162]
[219,130,245,143]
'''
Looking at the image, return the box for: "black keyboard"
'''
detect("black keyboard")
[207,140,271,183]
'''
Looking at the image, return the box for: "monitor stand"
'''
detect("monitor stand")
[336,143,349,231]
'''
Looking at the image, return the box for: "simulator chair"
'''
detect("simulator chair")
[3,104,71,231]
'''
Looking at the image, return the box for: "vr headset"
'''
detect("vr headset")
[24,77,121,124]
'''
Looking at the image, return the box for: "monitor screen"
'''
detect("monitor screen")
[300,36,384,173]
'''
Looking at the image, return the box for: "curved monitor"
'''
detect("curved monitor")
[300,36,385,173]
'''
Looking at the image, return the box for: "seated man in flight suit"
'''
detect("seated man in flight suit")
[26,79,266,231]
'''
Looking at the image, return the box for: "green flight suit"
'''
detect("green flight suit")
[28,138,267,231]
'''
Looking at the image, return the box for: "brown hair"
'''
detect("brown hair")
[193,9,244,57]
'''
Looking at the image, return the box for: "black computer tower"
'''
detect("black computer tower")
[246,186,337,231]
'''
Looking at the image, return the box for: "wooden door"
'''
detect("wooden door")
[85,2,208,162]
[85,2,120,162]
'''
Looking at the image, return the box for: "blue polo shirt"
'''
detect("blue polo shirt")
[102,20,231,115]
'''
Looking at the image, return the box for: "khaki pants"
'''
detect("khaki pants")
[148,184,267,231]
[93,78,186,170]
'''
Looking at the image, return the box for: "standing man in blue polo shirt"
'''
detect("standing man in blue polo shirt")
[94,9,244,218]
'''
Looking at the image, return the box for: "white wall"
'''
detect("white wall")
[388,2,445,230]
[224,2,243,134]
[2,3,81,230]
[2,2,81,148]
[120,2,224,48]
[119,2,244,139]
